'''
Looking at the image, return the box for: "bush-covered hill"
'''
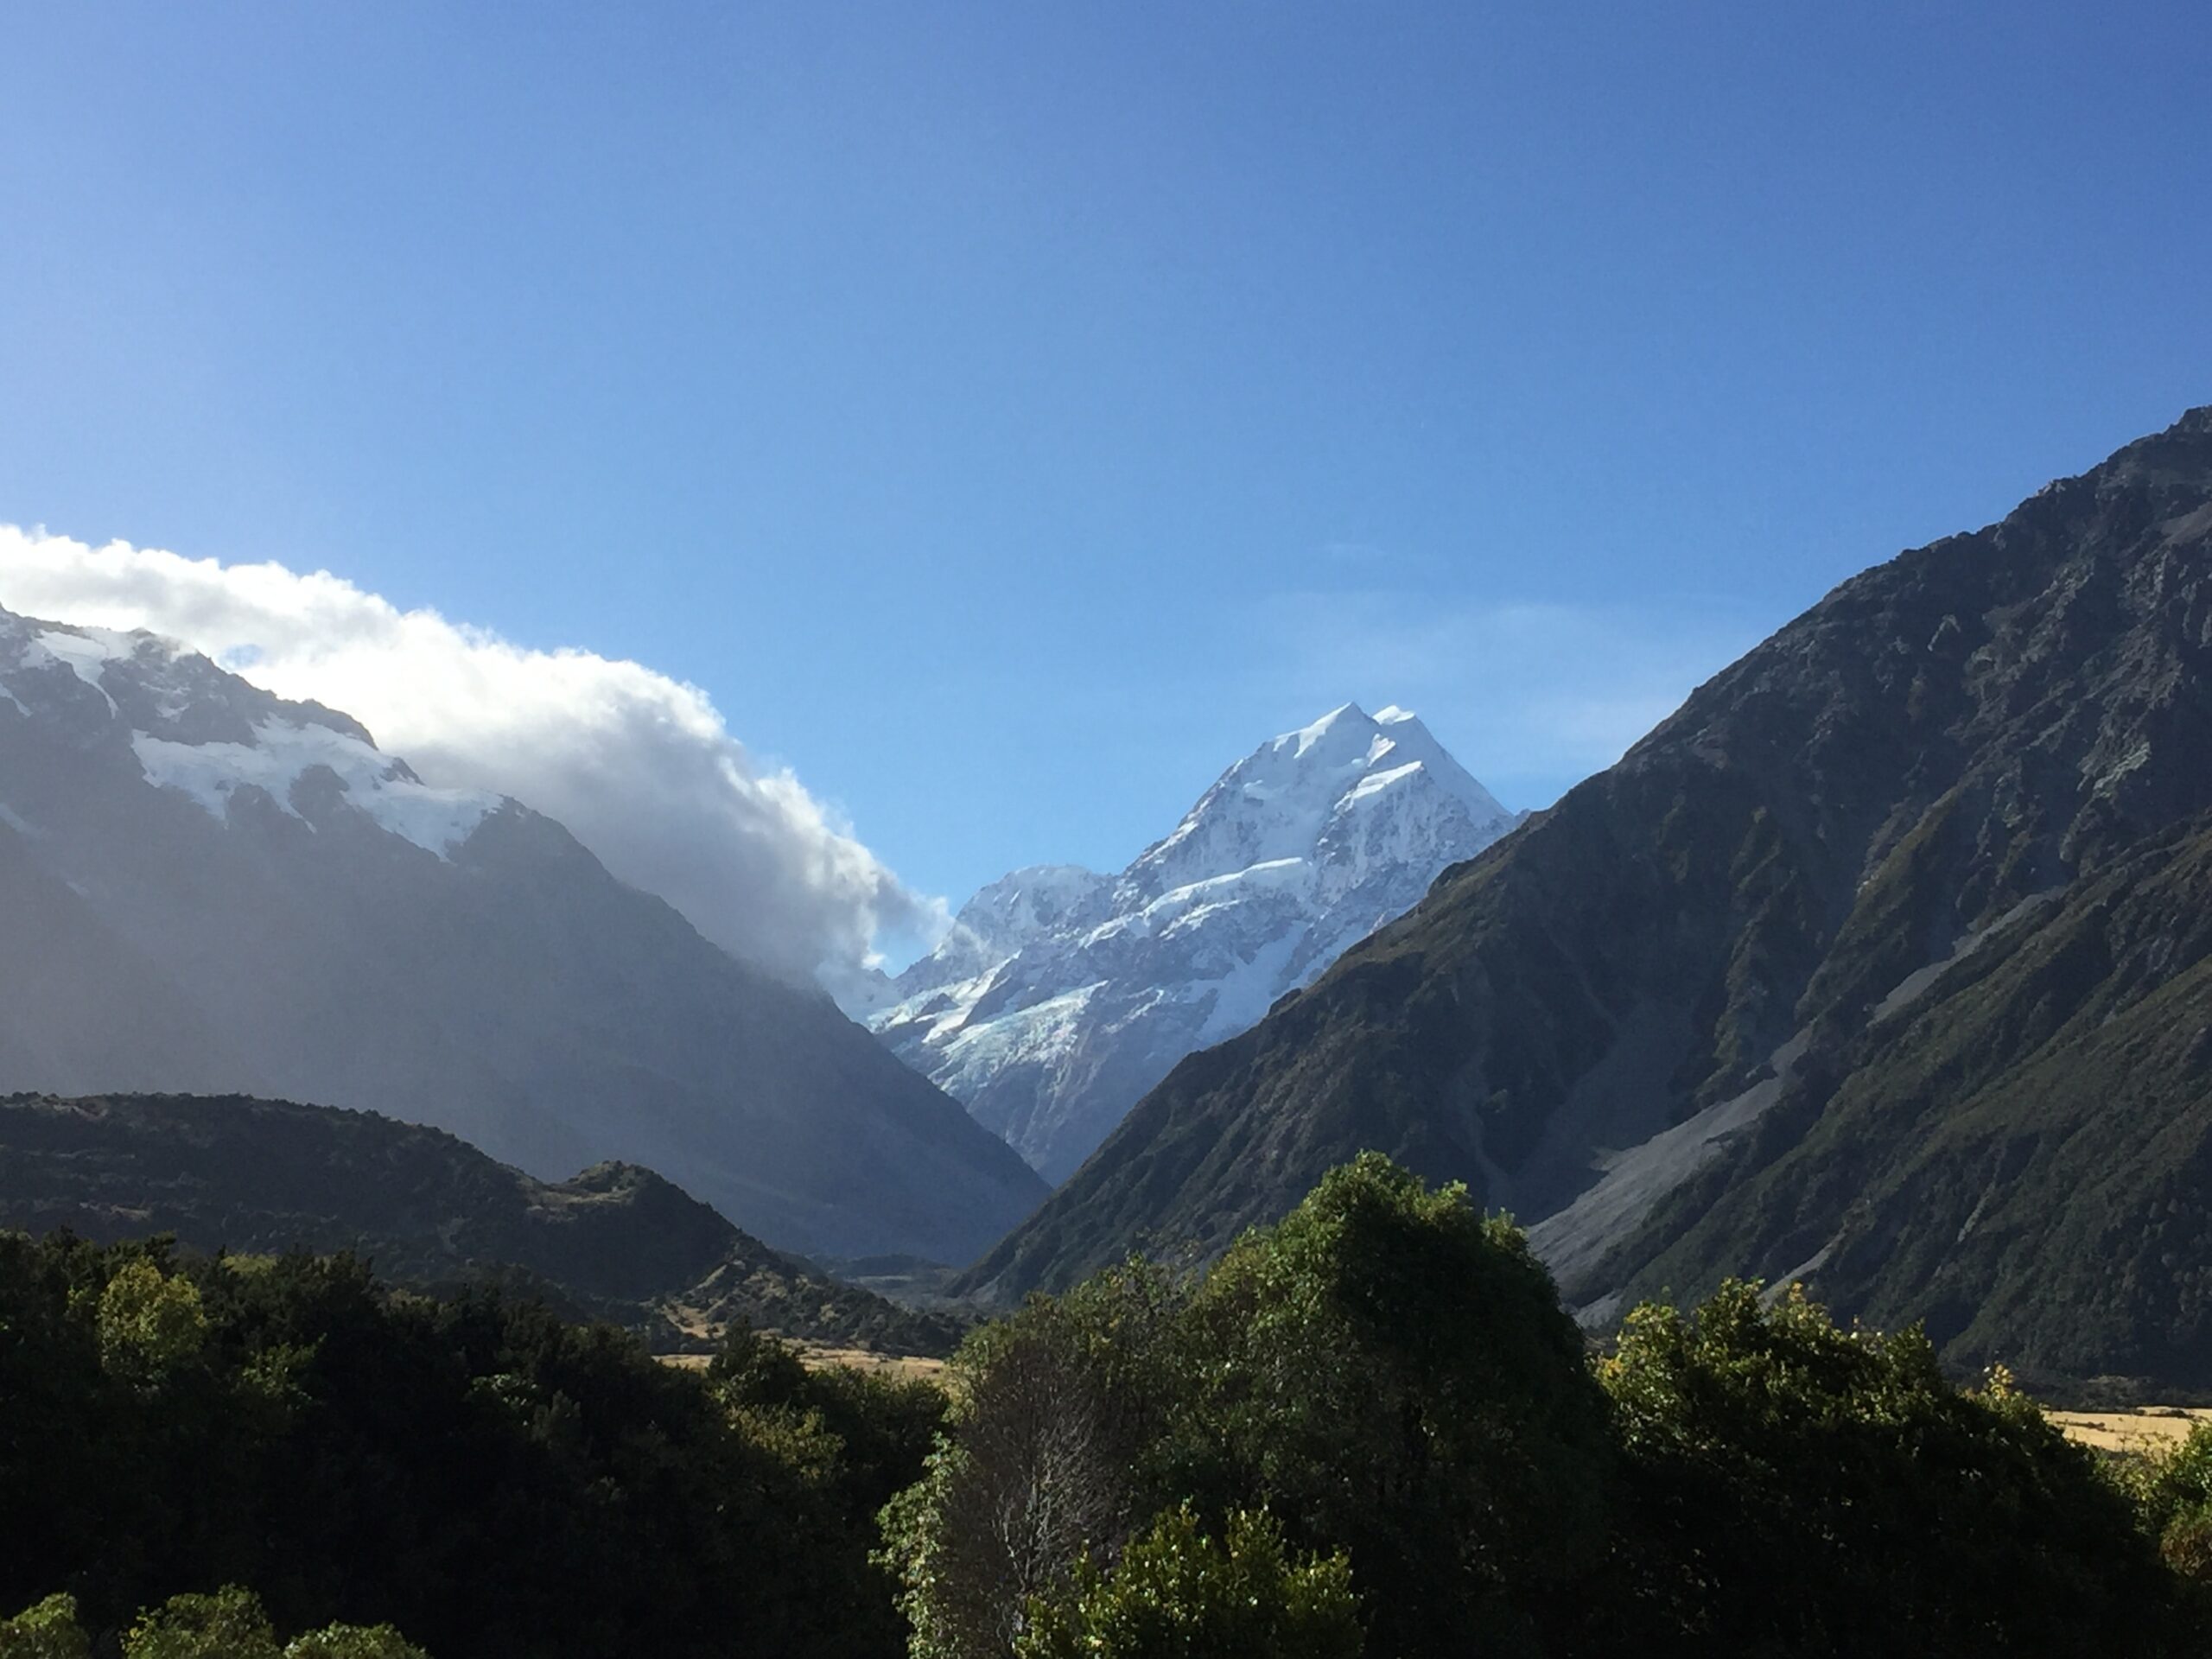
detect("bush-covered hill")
[0,1091,962,1356]
[0,1232,945,1657]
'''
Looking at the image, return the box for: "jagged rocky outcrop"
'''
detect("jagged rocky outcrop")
[0,1091,963,1353]
[872,705,1521,1180]
[963,408,2212,1394]
[0,611,1045,1262]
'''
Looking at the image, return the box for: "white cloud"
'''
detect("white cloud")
[0,525,945,991]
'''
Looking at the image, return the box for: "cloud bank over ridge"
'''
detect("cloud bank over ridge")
[0,526,942,991]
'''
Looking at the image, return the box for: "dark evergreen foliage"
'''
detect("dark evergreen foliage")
[7,1157,2207,1657]
[894,1157,2196,1658]
[0,1233,943,1658]
[1593,1283,2181,1654]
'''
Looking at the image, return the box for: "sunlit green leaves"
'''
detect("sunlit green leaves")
[0,1593,90,1659]
[1016,1506,1361,1659]
[95,1258,207,1382]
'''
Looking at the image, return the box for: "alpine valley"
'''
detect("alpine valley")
[869,704,1522,1181]
[0,609,1046,1265]
[964,407,2212,1397]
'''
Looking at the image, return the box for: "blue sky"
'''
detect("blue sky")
[3,2,2209,916]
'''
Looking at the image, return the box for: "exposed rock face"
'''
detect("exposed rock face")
[0,612,1045,1263]
[963,408,2212,1393]
[873,705,1520,1181]
[0,1091,963,1354]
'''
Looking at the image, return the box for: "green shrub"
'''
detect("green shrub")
[5,1586,432,1659]
[1016,1505,1360,1659]
[0,1594,90,1659]
[1598,1281,2175,1651]
[124,1586,280,1659]
[96,1257,207,1382]
[2112,1421,2212,1582]
[1164,1154,1614,1656]
[283,1623,432,1658]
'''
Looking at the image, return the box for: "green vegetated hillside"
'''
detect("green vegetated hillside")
[1608,815,2212,1391]
[0,1092,962,1356]
[963,406,2212,1395]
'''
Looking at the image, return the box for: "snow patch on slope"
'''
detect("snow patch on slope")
[134,719,498,858]
[27,627,135,709]
[0,611,499,862]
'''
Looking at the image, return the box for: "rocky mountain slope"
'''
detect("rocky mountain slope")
[961,407,2212,1395]
[0,610,1045,1262]
[0,1091,961,1353]
[871,704,1521,1180]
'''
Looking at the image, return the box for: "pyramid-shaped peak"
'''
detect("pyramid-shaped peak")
[1237,703,1503,823]
[1280,702,1373,756]
[1274,702,1443,761]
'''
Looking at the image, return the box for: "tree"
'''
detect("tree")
[1598,1281,2177,1653]
[124,1586,281,1659]
[2112,1421,2212,1585]
[1015,1506,1361,1659]
[880,1156,1616,1658]
[0,1594,89,1659]
[878,1262,1182,1659]
[1166,1153,1615,1657]
[3,1587,433,1659]
[282,1624,432,1659]
[95,1256,207,1382]
[0,1232,936,1658]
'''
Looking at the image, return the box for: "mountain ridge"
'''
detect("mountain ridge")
[957,405,2212,1393]
[0,609,1046,1262]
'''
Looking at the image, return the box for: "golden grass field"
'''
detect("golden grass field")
[2047,1407,2212,1453]
[659,1343,948,1381]
[658,1349,2204,1436]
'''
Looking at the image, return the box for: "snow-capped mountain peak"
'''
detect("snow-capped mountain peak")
[1125,702,1514,906]
[872,704,1524,1181]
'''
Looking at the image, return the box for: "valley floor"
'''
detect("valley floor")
[2049,1407,2212,1454]
[660,1343,948,1381]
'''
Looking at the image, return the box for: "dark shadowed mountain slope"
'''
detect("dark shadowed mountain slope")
[0,1092,963,1353]
[0,611,1045,1262]
[961,408,2212,1392]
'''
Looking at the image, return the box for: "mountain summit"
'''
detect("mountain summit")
[0,607,1045,1262]
[873,703,1521,1180]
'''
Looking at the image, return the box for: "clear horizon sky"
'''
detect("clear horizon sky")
[4,3,2210,925]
